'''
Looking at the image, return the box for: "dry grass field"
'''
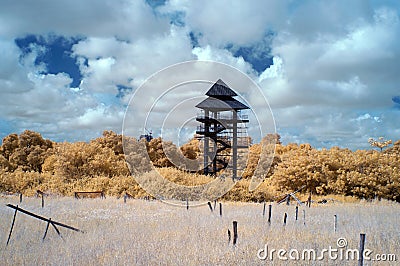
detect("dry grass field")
[0,196,399,265]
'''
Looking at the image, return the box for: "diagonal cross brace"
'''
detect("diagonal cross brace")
[6,204,83,233]
[289,193,303,205]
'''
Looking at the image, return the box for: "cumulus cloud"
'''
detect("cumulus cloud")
[73,26,194,93]
[284,0,374,41]
[0,0,399,149]
[0,0,169,40]
[258,5,400,148]
[268,6,400,105]
[161,0,288,46]
[192,45,255,76]
[0,39,39,93]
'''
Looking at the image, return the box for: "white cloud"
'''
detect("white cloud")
[161,0,288,46]
[1,72,97,120]
[0,39,39,93]
[284,0,374,41]
[192,45,255,76]
[258,5,400,148]
[259,56,284,81]
[355,113,381,122]
[270,6,400,97]
[0,0,399,149]
[73,26,194,93]
[80,57,117,93]
[69,105,124,130]
[0,0,169,40]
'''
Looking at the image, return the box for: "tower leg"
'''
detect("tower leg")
[232,111,237,180]
[204,110,210,175]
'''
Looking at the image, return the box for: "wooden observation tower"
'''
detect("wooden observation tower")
[196,79,249,180]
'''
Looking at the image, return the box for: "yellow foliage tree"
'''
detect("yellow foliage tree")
[368,137,392,151]
[1,130,399,202]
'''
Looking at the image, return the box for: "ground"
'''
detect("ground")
[0,196,399,265]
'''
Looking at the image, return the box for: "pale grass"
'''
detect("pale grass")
[0,196,399,265]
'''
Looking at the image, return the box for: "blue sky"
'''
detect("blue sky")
[0,0,399,149]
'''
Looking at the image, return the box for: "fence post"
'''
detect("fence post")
[295,206,298,221]
[303,209,306,225]
[219,202,222,217]
[51,222,63,240]
[334,215,337,233]
[283,213,287,226]
[228,229,231,244]
[207,202,213,212]
[186,198,189,210]
[41,194,44,208]
[43,218,51,241]
[5,204,83,242]
[358,233,366,266]
[233,221,238,246]
[214,200,217,210]
[19,193,22,203]
[263,202,266,216]
[6,205,18,246]
[268,204,272,224]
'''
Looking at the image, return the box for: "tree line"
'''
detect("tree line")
[0,130,399,202]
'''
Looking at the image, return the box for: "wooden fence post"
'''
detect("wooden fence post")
[51,222,63,239]
[219,202,222,217]
[207,202,213,212]
[43,218,51,241]
[286,196,290,205]
[283,213,287,226]
[214,200,217,210]
[303,209,306,225]
[262,202,266,216]
[19,193,22,203]
[186,198,189,210]
[6,204,82,233]
[6,205,18,246]
[227,229,231,244]
[41,194,44,208]
[334,215,337,233]
[233,221,238,246]
[268,204,272,224]
[359,233,366,266]
[295,206,298,221]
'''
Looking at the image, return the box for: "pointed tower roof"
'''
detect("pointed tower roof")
[205,79,237,97]
[195,97,249,110]
[196,79,249,111]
